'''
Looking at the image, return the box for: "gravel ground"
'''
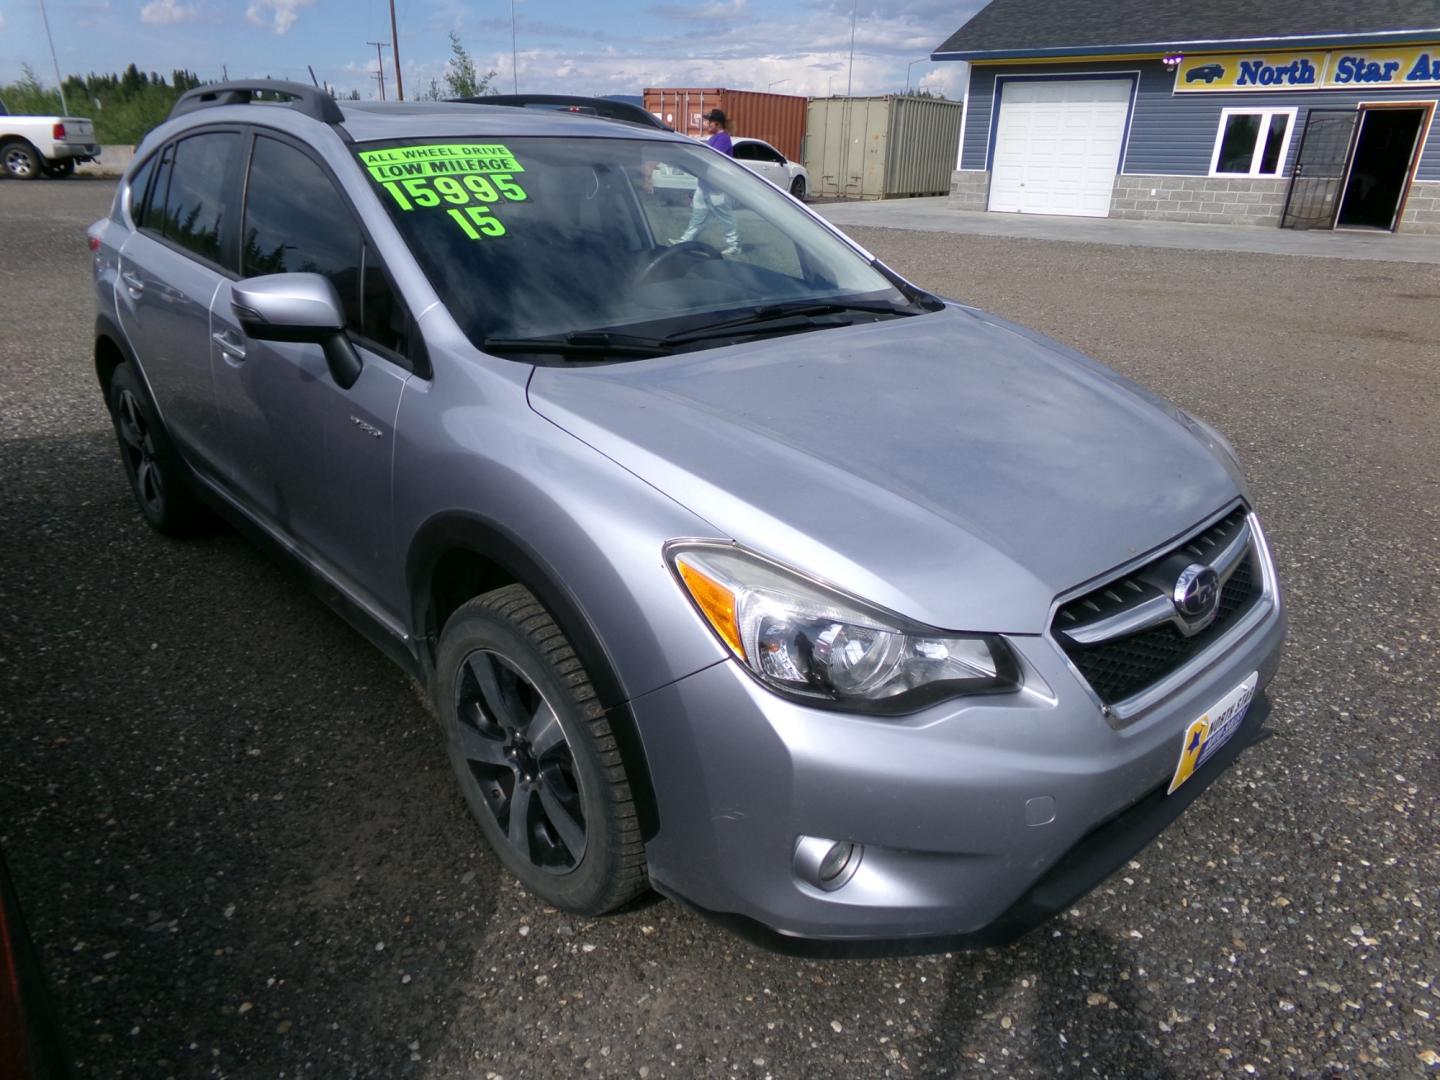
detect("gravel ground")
[1,180,1437,1079]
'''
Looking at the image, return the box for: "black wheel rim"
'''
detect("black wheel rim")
[115,388,165,516]
[452,649,587,873]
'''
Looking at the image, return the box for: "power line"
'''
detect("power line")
[366,40,390,100]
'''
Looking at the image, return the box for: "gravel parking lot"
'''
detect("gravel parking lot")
[2,179,1437,1079]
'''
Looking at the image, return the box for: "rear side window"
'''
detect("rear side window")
[243,135,411,360]
[162,132,240,265]
[127,152,158,227]
[142,144,174,230]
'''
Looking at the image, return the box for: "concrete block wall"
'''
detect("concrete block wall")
[949,170,989,211]
[1110,174,1289,227]
[76,145,135,177]
[1399,180,1440,235]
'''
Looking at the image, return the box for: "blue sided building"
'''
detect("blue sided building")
[933,0,1440,233]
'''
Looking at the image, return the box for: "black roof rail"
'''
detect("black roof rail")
[169,79,346,125]
[453,94,671,131]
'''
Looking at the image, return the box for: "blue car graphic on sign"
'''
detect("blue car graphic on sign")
[1187,64,1226,84]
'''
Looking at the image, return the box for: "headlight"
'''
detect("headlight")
[667,542,1019,714]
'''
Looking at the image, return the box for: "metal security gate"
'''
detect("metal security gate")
[1280,109,1360,230]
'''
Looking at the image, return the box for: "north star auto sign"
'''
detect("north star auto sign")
[1175,46,1440,93]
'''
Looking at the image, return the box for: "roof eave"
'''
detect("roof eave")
[932,26,1440,63]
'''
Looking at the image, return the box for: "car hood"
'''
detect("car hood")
[527,306,1241,633]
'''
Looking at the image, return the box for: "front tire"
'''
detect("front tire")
[790,176,807,201]
[437,585,648,915]
[107,363,207,535]
[2,141,41,180]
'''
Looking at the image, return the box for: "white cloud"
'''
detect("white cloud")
[140,0,199,25]
[246,0,314,35]
[650,0,748,20]
[0,13,7,33]
[328,0,970,105]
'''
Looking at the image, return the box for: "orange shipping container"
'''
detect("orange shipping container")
[642,87,807,162]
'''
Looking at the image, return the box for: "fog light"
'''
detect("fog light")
[793,835,863,892]
[819,842,856,882]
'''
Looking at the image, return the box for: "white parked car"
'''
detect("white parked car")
[731,136,808,200]
[0,99,99,179]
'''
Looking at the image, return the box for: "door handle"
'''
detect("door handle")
[120,270,145,295]
[212,330,247,362]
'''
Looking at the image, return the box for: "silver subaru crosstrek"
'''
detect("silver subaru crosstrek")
[90,82,1284,955]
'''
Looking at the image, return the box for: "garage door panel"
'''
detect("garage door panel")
[988,78,1132,218]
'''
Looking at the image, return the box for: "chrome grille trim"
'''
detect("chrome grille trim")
[1045,507,1279,724]
[1061,519,1253,646]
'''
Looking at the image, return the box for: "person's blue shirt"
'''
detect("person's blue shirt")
[707,130,734,156]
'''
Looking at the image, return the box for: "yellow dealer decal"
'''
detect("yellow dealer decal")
[1174,45,1440,93]
[358,143,528,240]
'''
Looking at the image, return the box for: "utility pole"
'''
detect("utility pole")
[510,0,519,93]
[37,0,70,114]
[905,58,926,93]
[845,0,857,98]
[388,0,404,100]
[367,40,390,100]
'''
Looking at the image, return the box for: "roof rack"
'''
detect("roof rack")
[452,94,671,131]
[169,79,346,125]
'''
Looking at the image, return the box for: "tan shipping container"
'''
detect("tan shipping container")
[802,95,965,199]
[643,87,808,162]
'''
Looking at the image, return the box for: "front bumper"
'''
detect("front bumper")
[629,588,1285,954]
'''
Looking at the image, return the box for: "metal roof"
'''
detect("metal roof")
[933,0,1440,61]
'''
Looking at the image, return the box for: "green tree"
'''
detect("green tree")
[421,31,497,99]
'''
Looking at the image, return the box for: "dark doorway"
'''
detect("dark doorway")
[1336,107,1427,230]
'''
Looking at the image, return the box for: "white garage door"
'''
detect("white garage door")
[988,79,1132,217]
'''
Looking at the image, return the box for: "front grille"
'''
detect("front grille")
[1053,509,1264,706]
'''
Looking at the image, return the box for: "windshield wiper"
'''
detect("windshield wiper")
[482,331,673,360]
[660,299,921,346]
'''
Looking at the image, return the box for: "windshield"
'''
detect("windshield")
[354,136,915,354]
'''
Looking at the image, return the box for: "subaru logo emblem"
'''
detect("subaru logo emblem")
[1173,563,1219,619]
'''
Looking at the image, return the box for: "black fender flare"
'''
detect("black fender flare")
[407,510,660,841]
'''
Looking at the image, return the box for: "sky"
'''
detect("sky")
[0,0,977,102]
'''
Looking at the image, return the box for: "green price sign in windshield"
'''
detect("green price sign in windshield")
[358,143,528,240]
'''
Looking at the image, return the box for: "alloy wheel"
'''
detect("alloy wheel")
[452,649,588,873]
[115,388,165,516]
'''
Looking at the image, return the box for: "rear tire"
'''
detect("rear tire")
[2,141,41,180]
[106,363,208,535]
[42,157,76,178]
[790,176,807,201]
[436,585,648,915]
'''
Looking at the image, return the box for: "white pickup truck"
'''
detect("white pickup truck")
[0,99,99,179]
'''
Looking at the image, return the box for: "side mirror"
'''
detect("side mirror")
[231,273,363,390]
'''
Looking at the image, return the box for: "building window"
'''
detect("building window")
[1209,108,1297,177]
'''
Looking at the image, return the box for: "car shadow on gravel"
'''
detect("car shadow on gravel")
[912,926,1167,1077]
[0,427,515,1076]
